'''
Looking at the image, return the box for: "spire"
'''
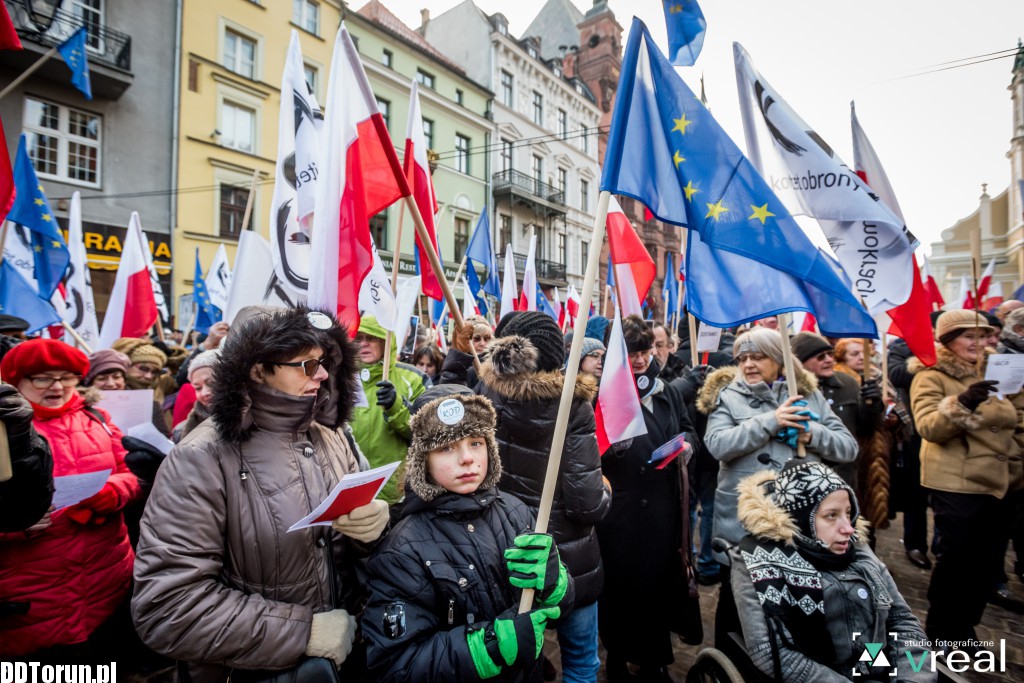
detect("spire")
[1015,38,1024,73]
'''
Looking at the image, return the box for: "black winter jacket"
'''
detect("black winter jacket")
[0,429,53,533]
[363,488,573,682]
[474,336,611,607]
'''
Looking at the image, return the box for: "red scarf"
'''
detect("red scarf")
[30,391,84,421]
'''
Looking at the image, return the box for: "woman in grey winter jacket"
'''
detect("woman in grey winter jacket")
[730,462,933,682]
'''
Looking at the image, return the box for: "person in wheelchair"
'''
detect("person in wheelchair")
[730,461,934,682]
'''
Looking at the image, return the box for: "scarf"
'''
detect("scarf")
[634,357,661,400]
[30,391,85,421]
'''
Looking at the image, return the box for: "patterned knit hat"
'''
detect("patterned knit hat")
[772,460,859,541]
[111,337,167,369]
[496,311,565,372]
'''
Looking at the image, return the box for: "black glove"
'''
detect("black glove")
[957,380,998,412]
[860,379,882,405]
[687,364,712,388]
[121,436,167,485]
[375,381,397,411]
[0,384,34,441]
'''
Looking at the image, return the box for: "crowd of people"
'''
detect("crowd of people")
[0,299,1022,682]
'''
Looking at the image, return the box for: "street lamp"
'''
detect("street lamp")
[22,0,63,32]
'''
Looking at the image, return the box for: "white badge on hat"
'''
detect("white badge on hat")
[437,398,465,425]
[307,311,333,329]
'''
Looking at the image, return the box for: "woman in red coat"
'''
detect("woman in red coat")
[0,339,141,658]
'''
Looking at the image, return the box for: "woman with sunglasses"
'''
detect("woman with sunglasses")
[133,306,389,679]
[697,327,857,647]
[0,339,142,660]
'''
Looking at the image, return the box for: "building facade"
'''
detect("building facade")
[0,0,176,322]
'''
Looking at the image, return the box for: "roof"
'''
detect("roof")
[355,0,466,76]
[521,0,584,62]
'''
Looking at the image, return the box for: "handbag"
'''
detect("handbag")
[670,445,704,645]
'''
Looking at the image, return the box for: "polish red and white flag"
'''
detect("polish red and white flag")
[595,305,648,453]
[308,23,409,333]
[98,214,157,347]
[975,257,996,304]
[607,196,655,318]
[404,81,443,301]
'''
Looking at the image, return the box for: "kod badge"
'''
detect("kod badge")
[306,311,333,329]
[437,398,465,425]
[637,375,650,390]
[360,368,371,382]
[857,588,869,600]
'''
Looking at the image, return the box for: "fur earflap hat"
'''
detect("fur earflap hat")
[405,389,503,502]
[773,460,860,541]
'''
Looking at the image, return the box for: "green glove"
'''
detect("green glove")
[504,533,568,607]
[466,605,560,679]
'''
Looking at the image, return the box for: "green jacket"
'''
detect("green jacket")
[350,315,429,503]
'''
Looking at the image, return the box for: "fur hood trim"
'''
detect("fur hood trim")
[736,469,870,545]
[479,335,597,403]
[908,345,985,380]
[76,385,103,407]
[696,365,818,415]
[210,307,359,442]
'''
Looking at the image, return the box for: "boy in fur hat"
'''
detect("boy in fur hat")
[363,387,575,682]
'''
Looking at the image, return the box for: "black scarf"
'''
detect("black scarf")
[634,357,661,400]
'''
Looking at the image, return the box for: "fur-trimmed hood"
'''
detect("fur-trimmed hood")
[736,470,870,546]
[76,385,104,407]
[696,364,818,415]
[907,344,986,379]
[478,335,597,403]
[209,307,359,442]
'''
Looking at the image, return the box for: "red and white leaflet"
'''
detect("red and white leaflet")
[288,461,400,531]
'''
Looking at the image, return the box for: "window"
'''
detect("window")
[223,29,256,79]
[500,71,513,107]
[580,179,590,212]
[454,217,470,261]
[69,0,103,51]
[531,155,543,182]
[581,240,589,271]
[500,138,513,171]
[377,98,390,131]
[382,49,392,68]
[303,64,319,98]
[557,168,567,197]
[499,214,512,252]
[527,45,537,59]
[422,118,434,149]
[581,124,589,153]
[292,0,320,35]
[220,184,250,238]
[416,69,435,90]
[558,109,567,139]
[221,101,256,152]
[23,97,101,186]
[557,233,566,265]
[455,88,464,106]
[455,134,470,174]
[370,210,388,249]
[532,91,543,125]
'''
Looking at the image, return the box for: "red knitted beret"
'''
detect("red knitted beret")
[1,339,90,387]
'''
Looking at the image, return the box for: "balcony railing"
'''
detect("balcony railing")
[496,251,567,284]
[492,169,566,207]
[10,4,131,72]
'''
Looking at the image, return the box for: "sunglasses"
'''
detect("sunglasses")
[813,350,835,362]
[264,357,330,376]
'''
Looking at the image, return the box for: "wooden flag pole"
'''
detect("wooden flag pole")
[0,47,58,102]
[61,322,93,354]
[688,313,699,368]
[880,331,889,405]
[381,193,411,383]
[602,274,611,318]
[777,312,807,458]
[404,196,481,373]
[970,230,985,376]
[240,169,260,234]
[518,191,612,613]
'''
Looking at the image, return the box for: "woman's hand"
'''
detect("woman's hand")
[774,396,810,430]
[27,505,55,533]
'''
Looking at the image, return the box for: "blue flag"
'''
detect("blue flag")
[193,250,221,334]
[663,252,679,315]
[606,259,615,287]
[0,260,60,333]
[57,27,92,100]
[465,208,501,298]
[664,0,706,67]
[464,263,489,317]
[537,283,559,321]
[601,18,875,337]
[7,136,70,299]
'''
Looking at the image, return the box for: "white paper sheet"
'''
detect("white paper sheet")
[94,390,154,430]
[984,354,1024,398]
[125,422,176,456]
[52,469,111,510]
[695,323,723,353]
[288,461,400,532]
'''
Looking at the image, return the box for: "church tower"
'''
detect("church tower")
[1009,40,1024,281]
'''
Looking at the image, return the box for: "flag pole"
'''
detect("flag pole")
[880,331,889,405]
[61,321,93,354]
[241,169,260,234]
[687,313,699,367]
[519,190,611,613]
[0,222,10,482]
[970,229,985,376]
[777,312,807,458]
[0,47,58,102]
[381,190,410,383]
[403,196,481,373]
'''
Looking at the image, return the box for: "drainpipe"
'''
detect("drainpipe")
[169,0,183,317]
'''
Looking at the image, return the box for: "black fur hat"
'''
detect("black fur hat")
[210,306,358,442]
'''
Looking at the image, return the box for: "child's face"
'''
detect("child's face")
[427,435,489,495]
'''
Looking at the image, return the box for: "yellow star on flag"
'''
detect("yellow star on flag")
[672,114,692,135]
[683,181,699,202]
[41,214,51,222]
[33,198,44,206]
[37,184,44,192]
[705,200,729,221]
[673,150,685,168]
[34,245,43,252]
[748,203,775,225]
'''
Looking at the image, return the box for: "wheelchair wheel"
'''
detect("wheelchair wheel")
[685,647,746,683]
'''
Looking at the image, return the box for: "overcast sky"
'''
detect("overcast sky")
[394,0,1024,253]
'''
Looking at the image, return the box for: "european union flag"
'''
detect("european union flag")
[664,0,706,67]
[57,27,92,100]
[193,250,221,334]
[465,208,501,299]
[7,135,70,299]
[601,18,875,337]
[0,260,60,333]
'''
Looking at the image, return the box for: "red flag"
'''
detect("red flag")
[921,256,944,310]
[606,196,655,317]
[97,215,157,347]
[308,24,409,332]
[982,281,1004,311]
[0,115,13,219]
[0,4,22,51]
[566,284,581,320]
[404,82,443,301]
[595,307,647,453]
[975,257,996,304]
[800,313,817,332]
[887,259,937,366]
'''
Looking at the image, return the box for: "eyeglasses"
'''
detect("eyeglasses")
[27,374,81,389]
[353,334,378,344]
[264,357,331,376]
[813,350,835,362]
[627,349,652,360]
[736,352,769,365]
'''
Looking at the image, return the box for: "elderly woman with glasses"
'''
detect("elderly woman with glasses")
[0,339,142,659]
[697,327,857,647]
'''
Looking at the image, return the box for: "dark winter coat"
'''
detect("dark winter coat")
[364,488,571,682]
[474,336,610,608]
[439,348,481,388]
[815,372,882,487]
[0,424,52,533]
[597,376,697,666]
